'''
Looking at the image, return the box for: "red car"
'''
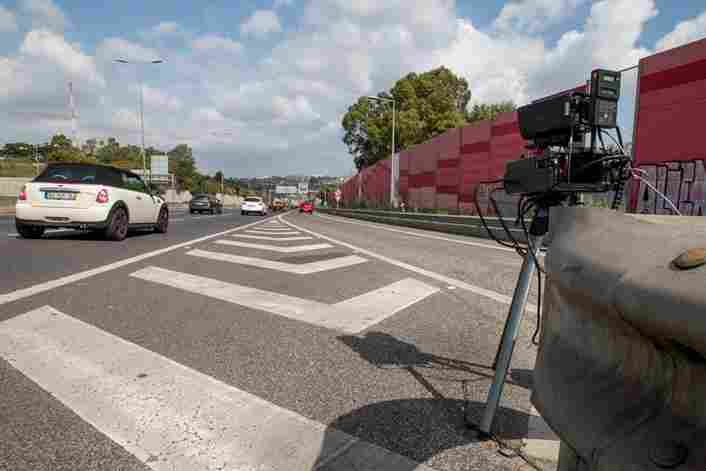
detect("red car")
[299,201,313,214]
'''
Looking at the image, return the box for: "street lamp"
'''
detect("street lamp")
[366,95,397,207]
[114,58,164,179]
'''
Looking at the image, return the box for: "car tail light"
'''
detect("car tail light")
[18,185,27,201]
[96,189,109,204]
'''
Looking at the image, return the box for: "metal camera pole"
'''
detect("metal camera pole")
[475,206,548,435]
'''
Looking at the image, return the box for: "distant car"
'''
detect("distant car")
[14,162,169,241]
[271,200,286,212]
[299,201,313,214]
[189,194,223,215]
[241,196,267,216]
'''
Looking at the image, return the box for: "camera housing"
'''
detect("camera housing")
[504,69,624,196]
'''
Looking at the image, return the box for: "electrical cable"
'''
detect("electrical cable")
[473,183,524,251]
[532,269,542,346]
[630,171,682,215]
[488,187,527,255]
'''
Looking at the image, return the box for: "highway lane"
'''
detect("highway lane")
[0,208,267,296]
[0,212,553,471]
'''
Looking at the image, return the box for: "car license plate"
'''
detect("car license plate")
[45,192,77,201]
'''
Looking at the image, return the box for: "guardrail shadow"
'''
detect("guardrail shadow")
[309,332,536,469]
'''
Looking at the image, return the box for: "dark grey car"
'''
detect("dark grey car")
[189,194,223,214]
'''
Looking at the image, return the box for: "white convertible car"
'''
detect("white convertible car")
[15,162,169,241]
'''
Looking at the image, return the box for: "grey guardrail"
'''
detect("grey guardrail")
[317,208,528,243]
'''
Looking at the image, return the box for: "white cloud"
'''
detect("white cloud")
[152,21,180,35]
[495,0,587,33]
[656,9,706,52]
[0,6,18,32]
[0,0,699,177]
[20,29,104,87]
[111,108,140,133]
[192,107,225,123]
[130,85,182,112]
[191,34,243,54]
[21,0,69,31]
[438,0,656,105]
[97,37,161,63]
[240,10,282,38]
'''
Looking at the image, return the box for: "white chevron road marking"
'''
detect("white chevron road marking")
[131,266,439,333]
[0,306,434,471]
[232,234,314,241]
[215,239,332,253]
[245,230,301,236]
[187,249,367,274]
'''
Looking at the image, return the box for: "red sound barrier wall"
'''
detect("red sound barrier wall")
[339,37,706,217]
[629,37,706,213]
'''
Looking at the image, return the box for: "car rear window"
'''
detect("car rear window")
[34,164,121,186]
[245,198,261,202]
[194,196,209,200]
[35,165,98,184]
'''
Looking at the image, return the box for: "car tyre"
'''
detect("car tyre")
[16,222,45,239]
[190,210,195,214]
[154,207,169,234]
[104,206,129,241]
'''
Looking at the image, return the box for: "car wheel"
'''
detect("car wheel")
[241,210,245,215]
[190,210,195,214]
[154,207,169,234]
[104,206,128,241]
[16,222,45,239]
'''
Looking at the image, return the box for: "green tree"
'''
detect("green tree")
[46,134,94,163]
[1,142,34,160]
[168,144,199,191]
[342,66,471,170]
[96,137,120,163]
[466,101,516,123]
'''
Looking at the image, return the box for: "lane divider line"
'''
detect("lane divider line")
[0,216,279,306]
[281,216,537,312]
[315,213,518,253]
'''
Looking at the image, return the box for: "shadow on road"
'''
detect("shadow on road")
[312,332,535,469]
[338,331,532,390]
[311,398,532,469]
[34,229,159,241]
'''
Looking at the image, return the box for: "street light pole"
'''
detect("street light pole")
[114,58,164,181]
[366,96,397,208]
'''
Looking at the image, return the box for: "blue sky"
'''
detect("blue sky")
[1,0,705,177]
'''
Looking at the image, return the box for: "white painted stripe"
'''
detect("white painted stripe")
[187,249,367,274]
[281,216,537,312]
[251,227,297,232]
[315,213,517,253]
[245,230,301,236]
[0,217,277,306]
[132,266,439,333]
[0,306,432,471]
[233,234,313,241]
[215,240,333,253]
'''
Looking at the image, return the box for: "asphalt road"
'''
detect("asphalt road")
[0,210,551,471]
